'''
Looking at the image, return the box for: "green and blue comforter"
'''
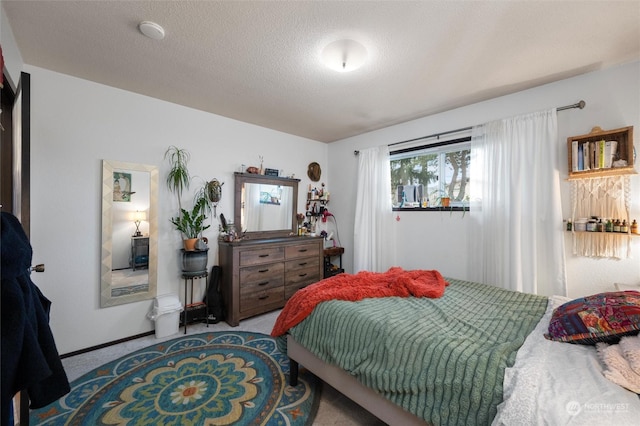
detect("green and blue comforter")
[287,278,548,426]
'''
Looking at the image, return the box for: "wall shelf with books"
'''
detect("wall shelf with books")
[567,126,636,180]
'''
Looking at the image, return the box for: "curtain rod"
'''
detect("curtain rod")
[353,100,586,155]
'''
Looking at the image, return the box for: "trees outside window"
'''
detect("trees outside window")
[390,142,470,209]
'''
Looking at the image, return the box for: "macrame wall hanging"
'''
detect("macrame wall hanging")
[570,175,631,259]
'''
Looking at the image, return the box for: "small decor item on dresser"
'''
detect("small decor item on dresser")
[245,166,259,174]
[264,168,279,177]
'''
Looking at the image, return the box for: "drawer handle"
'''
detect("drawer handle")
[259,254,270,258]
[258,295,269,300]
[298,273,308,278]
[298,249,308,253]
[258,281,269,286]
[258,268,269,273]
[298,262,308,266]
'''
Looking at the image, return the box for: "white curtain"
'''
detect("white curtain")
[469,109,567,296]
[354,146,396,272]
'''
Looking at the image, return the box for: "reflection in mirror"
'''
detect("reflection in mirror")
[234,173,299,239]
[243,184,293,232]
[101,160,158,307]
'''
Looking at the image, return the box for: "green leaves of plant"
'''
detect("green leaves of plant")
[170,197,210,239]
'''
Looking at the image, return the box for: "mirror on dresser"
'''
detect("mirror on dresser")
[101,160,158,307]
[234,172,300,239]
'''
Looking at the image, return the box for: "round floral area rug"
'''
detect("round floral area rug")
[31,332,321,425]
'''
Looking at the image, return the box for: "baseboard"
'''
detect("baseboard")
[60,330,155,359]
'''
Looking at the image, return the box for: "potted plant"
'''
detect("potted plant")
[165,146,211,272]
[170,196,211,250]
[165,145,190,216]
[431,189,451,208]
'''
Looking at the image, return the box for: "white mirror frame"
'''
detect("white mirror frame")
[101,160,158,307]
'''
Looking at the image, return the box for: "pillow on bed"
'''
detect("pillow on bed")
[544,291,640,345]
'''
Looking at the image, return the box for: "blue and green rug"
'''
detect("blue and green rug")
[31,332,321,425]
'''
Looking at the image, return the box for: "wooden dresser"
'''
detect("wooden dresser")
[218,236,324,326]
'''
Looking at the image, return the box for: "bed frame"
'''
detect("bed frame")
[287,335,428,426]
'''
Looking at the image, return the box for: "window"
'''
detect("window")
[390,137,470,210]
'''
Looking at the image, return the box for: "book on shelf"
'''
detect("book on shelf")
[582,141,590,171]
[604,140,618,169]
[598,140,606,169]
[571,139,620,172]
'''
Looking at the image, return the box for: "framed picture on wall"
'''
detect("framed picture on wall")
[113,172,132,202]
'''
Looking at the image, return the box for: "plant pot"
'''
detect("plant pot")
[181,248,208,273]
[441,197,450,207]
[183,238,198,251]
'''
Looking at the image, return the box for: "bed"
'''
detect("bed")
[272,270,640,426]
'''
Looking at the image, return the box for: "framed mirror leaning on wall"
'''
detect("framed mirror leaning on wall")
[101,160,158,307]
[234,172,299,239]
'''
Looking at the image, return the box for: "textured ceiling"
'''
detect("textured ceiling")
[3,1,640,142]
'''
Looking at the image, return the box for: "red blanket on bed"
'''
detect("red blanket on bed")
[271,267,448,337]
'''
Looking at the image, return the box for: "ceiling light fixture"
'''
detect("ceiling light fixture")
[321,39,367,72]
[138,21,165,40]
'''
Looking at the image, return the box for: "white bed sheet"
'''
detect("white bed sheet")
[493,295,640,425]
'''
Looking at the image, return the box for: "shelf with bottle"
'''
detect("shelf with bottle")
[306,183,329,202]
[566,218,639,236]
[306,182,330,217]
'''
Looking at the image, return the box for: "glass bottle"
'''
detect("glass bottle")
[606,219,613,233]
[631,219,639,235]
[621,220,628,233]
[613,219,621,233]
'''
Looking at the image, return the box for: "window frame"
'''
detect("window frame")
[390,136,471,212]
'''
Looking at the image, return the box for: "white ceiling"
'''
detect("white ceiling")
[3,1,639,143]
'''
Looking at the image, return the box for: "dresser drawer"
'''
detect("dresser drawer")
[240,262,284,287]
[284,269,317,299]
[241,287,284,313]
[286,263,320,288]
[240,247,285,266]
[240,276,284,295]
[285,256,320,273]
[285,242,321,260]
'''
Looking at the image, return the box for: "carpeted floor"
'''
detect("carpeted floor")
[32,331,320,425]
[56,310,387,425]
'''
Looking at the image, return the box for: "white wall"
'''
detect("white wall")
[24,65,328,354]
[1,7,23,89]
[328,61,640,299]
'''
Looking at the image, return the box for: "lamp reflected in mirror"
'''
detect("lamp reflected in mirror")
[132,210,146,237]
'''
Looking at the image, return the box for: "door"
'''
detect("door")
[1,71,30,233]
[1,70,31,424]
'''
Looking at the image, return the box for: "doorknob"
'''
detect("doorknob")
[30,264,45,273]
